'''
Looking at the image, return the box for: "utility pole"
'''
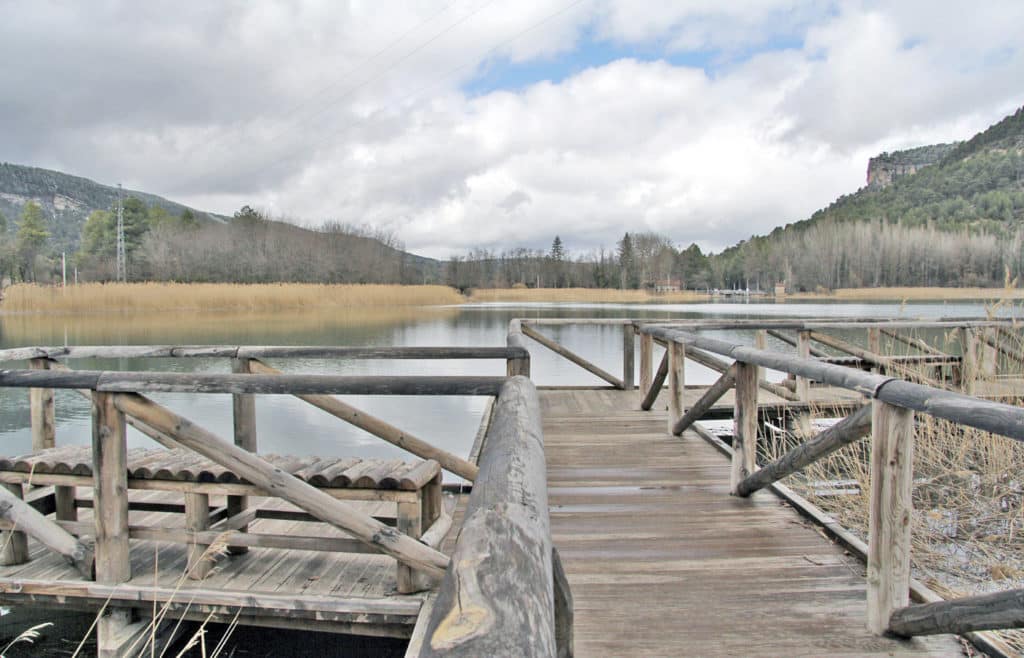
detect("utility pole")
[116,183,126,282]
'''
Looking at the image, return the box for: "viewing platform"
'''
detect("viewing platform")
[0,318,1022,656]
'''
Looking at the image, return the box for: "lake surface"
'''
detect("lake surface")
[0,299,1016,481]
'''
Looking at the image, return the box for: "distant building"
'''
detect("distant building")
[774,282,786,298]
[655,279,681,293]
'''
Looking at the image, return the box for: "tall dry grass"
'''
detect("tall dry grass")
[468,287,707,304]
[786,286,1024,301]
[0,283,465,313]
[762,323,1024,651]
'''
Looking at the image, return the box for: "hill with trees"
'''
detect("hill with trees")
[0,164,441,285]
[446,105,1024,292]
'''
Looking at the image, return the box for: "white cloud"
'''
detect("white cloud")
[1,1,1022,258]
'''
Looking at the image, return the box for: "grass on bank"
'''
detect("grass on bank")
[0,283,465,313]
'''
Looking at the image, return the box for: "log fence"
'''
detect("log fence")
[0,343,571,657]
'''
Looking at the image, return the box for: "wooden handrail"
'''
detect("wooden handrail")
[0,370,508,396]
[889,588,1024,636]
[521,323,624,389]
[0,345,528,363]
[418,376,561,656]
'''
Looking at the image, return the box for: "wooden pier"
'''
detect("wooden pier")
[1,318,1023,656]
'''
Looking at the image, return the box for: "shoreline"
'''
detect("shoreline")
[2,282,1023,313]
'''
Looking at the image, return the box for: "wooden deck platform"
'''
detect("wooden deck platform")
[0,490,465,640]
[540,388,965,657]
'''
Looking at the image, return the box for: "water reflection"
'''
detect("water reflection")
[0,300,1014,468]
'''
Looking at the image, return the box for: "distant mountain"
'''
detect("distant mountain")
[0,163,226,254]
[710,105,1024,290]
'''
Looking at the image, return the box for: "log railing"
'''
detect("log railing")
[631,320,1024,647]
[0,344,571,657]
[502,316,1022,651]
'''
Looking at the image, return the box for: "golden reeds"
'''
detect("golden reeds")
[0,283,465,313]
[467,287,707,304]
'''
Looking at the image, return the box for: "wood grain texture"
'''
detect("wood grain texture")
[667,341,685,434]
[867,400,915,635]
[540,388,960,657]
[889,588,1024,636]
[730,362,758,494]
[29,358,55,450]
[420,377,556,657]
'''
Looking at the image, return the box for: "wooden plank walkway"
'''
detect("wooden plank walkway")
[541,388,964,657]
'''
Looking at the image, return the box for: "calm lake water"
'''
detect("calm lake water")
[0,299,1016,480]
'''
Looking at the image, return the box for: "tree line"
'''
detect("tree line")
[0,200,431,285]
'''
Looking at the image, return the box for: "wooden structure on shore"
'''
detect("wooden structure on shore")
[0,317,1023,656]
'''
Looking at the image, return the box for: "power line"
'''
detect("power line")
[116,183,126,282]
[226,0,592,194]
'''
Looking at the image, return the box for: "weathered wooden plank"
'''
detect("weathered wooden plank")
[735,404,872,497]
[522,324,624,389]
[889,588,1024,636]
[419,377,555,657]
[867,400,914,635]
[730,362,758,495]
[796,330,811,401]
[111,392,449,578]
[766,329,828,357]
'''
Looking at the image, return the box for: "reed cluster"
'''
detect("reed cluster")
[764,325,1024,652]
[0,282,465,313]
[786,286,1024,301]
[468,287,707,304]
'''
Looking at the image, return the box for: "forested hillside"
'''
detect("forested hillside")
[0,165,441,285]
[446,105,1024,292]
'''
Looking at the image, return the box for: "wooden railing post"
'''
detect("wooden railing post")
[980,328,999,377]
[959,327,978,395]
[730,362,758,494]
[867,400,914,635]
[506,319,531,377]
[623,324,635,391]
[639,332,653,405]
[868,327,881,374]
[667,341,685,434]
[92,390,134,656]
[0,483,29,566]
[796,330,811,401]
[228,357,257,555]
[29,358,55,450]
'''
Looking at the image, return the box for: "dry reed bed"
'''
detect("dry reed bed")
[786,286,1024,301]
[0,283,465,313]
[468,287,707,303]
[765,326,1024,651]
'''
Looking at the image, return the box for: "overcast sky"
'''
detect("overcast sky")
[2,1,1022,258]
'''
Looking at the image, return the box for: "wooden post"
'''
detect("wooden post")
[622,325,635,391]
[868,327,881,374]
[980,328,999,377]
[796,330,811,401]
[228,357,256,555]
[639,333,653,406]
[506,319,531,377]
[185,493,213,579]
[397,492,425,593]
[730,362,758,494]
[867,400,914,635]
[29,358,55,450]
[92,391,133,656]
[0,483,29,566]
[959,327,978,395]
[667,341,685,434]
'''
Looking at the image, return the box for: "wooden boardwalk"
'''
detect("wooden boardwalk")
[541,388,964,657]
